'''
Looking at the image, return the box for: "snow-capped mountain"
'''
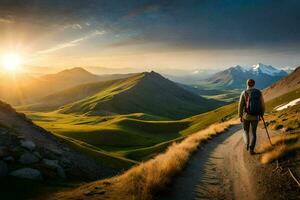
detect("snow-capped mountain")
[250,63,288,76]
[199,63,289,89]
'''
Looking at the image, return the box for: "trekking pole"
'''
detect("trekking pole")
[261,116,273,146]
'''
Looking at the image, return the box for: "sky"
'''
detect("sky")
[0,0,300,74]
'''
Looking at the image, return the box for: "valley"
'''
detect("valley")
[1,2,299,200]
[1,65,299,200]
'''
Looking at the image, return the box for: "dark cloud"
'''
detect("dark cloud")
[0,0,300,52]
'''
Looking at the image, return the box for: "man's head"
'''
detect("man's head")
[247,79,255,87]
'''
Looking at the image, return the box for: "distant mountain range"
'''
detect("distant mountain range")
[197,63,289,90]
[23,71,225,119]
[0,68,136,105]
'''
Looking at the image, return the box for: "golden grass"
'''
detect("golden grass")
[51,119,239,200]
[259,131,300,164]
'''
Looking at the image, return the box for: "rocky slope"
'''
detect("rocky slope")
[0,101,115,181]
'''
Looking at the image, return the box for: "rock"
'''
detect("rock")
[57,166,66,178]
[20,140,36,151]
[84,190,93,196]
[10,146,23,153]
[49,148,63,156]
[10,168,42,180]
[42,159,66,178]
[42,159,59,170]
[62,147,70,152]
[0,129,8,135]
[3,156,14,162]
[17,135,26,140]
[33,151,42,159]
[0,146,10,158]
[0,160,8,177]
[60,157,72,167]
[19,152,39,164]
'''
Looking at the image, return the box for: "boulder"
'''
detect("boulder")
[10,168,42,180]
[20,140,36,151]
[0,147,9,158]
[33,151,42,159]
[3,156,15,162]
[0,129,8,135]
[42,159,66,178]
[49,148,63,156]
[19,152,39,164]
[42,159,59,170]
[0,160,8,177]
[57,166,66,178]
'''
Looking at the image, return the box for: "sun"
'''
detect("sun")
[1,53,22,72]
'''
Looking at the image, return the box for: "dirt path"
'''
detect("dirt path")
[158,125,299,200]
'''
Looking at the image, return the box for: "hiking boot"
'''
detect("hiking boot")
[250,149,255,155]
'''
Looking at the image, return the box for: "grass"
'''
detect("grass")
[264,104,300,132]
[202,89,241,102]
[265,87,300,111]
[50,119,239,200]
[259,131,300,164]
[260,101,300,164]
[25,101,237,165]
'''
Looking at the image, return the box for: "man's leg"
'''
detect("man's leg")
[243,120,250,150]
[249,120,259,153]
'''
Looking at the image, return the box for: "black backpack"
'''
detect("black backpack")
[244,89,262,116]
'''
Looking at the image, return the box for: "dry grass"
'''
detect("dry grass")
[51,119,239,200]
[259,131,300,164]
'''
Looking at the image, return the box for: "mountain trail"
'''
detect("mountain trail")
[158,125,300,200]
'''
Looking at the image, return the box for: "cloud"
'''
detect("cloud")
[71,24,82,29]
[0,17,14,24]
[38,30,105,54]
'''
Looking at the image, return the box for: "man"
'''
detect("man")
[238,79,265,155]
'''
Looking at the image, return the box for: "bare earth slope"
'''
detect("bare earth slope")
[158,126,300,200]
[263,66,300,101]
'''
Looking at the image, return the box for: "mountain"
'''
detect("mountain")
[199,63,288,90]
[263,66,300,101]
[40,71,225,119]
[0,67,136,105]
[22,78,128,111]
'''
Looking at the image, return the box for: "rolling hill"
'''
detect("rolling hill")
[196,63,288,90]
[0,67,136,105]
[55,71,225,119]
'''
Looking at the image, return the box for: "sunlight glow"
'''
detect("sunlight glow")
[1,53,22,72]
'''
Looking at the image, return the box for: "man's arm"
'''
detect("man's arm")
[238,91,245,120]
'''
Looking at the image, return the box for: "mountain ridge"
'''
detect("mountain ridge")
[0,67,137,105]
[199,63,288,90]
[51,71,226,119]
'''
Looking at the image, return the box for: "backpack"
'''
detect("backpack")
[244,89,262,116]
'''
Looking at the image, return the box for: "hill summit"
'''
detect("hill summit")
[57,71,225,119]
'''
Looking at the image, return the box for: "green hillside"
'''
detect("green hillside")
[21,78,128,112]
[26,101,236,163]
[58,71,225,119]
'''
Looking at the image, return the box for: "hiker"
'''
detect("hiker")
[238,79,265,155]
